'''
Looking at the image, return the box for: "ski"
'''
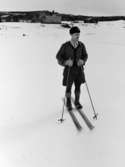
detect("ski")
[67,109,82,131]
[60,97,94,131]
[71,97,94,130]
[60,97,82,131]
[76,109,94,130]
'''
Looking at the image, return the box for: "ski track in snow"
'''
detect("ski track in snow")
[0,21,125,167]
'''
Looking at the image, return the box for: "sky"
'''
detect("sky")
[0,0,125,16]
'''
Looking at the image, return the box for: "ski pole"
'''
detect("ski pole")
[58,66,71,123]
[80,66,98,120]
[58,97,66,123]
[85,80,98,120]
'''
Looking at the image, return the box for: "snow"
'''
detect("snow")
[0,21,125,167]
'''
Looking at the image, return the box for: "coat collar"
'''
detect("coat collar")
[69,41,80,49]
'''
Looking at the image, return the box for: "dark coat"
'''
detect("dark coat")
[56,41,88,86]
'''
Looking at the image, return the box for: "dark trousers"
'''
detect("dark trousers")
[65,79,81,97]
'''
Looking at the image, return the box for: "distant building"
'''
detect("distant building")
[0,11,62,23]
[40,13,61,24]
[84,17,98,24]
[1,15,11,22]
[0,13,27,22]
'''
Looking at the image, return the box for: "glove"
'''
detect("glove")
[65,59,73,67]
[77,59,84,66]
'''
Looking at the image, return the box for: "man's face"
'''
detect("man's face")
[71,33,80,42]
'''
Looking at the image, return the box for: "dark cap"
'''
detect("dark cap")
[69,26,80,35]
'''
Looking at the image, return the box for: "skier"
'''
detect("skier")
[56,26,88,111]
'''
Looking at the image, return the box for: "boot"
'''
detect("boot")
[66,93,73,111]
[74,91,82,110]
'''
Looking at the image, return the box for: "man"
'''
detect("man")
[56,26,88,111]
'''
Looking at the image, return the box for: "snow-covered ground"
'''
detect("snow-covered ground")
[0,21,125,167]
